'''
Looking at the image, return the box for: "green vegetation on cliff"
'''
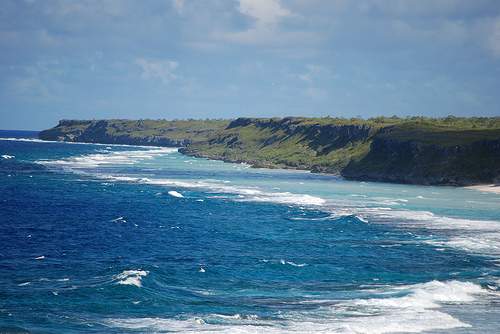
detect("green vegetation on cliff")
[182,117,376,171]
[39,116,500,186]
[39,119,229,146]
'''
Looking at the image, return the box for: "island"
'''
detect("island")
[39,116,500,186]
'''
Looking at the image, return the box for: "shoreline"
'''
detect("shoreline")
[180,150,497,189]
[37,118,500,189]
[6,136,499,191]
[464,184,500,194]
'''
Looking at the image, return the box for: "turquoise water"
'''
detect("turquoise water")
[1,134,499,333]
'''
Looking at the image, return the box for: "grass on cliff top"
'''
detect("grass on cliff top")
[57,115,500,131]
[380,123,500,146]
[54,116,500,148]
[238,115,500,129]
[105,119,229,141]
[186,116,500,172]
[56,119,230,142]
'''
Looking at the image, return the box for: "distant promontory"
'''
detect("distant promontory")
[39,117,500,186]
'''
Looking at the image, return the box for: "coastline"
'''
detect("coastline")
[37,118,500,188]
[465,184,500,194]
[184,150,500,190]
[7,135,499,190]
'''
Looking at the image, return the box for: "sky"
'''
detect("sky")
[1,0,500,130]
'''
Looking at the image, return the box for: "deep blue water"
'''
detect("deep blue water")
[1,133,500,333]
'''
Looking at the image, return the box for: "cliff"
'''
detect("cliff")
[39,117,500,186]
[181,117,376,171]
[39,119,229,146]
[342,124,500,185]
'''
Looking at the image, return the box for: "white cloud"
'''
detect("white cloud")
[135,58,179,84]
[219,0,297,45]
[238,0,291,26]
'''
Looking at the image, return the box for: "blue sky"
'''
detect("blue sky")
[1,0,500,130]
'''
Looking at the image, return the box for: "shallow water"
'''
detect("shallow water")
[1,134,499,333]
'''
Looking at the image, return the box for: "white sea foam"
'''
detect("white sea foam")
[37,144,326,208]
[34,139,324,208]
[354,215,369,223]
[0,138,50,143]
[280,259,307,267]
[103,315,277,333]
[363,208,500,256]
[352,280,483,309]
[101,175,326,207]
[247,192,325,206]
[322,280,486,333]
[365,208,500,232]
[1,154,14,159]
[110,216,127,223]
[323,310,467,334]
[114,270,149,288]
[103,280,487,334]
[168,190,184,198]
[37,147,177,170]
[425,234,500,255]
[323,205,500,256]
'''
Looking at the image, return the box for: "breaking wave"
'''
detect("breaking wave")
[37,147,178,169]
[103,280,490,333]
[102,175,326,206]
[114,270,149,288]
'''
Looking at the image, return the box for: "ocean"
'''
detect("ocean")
[1,131,499,333]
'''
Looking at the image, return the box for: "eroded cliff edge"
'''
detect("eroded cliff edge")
[39,117,500,186]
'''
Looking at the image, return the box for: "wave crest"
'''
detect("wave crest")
[114,270,149,288]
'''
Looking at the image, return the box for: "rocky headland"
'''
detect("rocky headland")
[39,116,500,186]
